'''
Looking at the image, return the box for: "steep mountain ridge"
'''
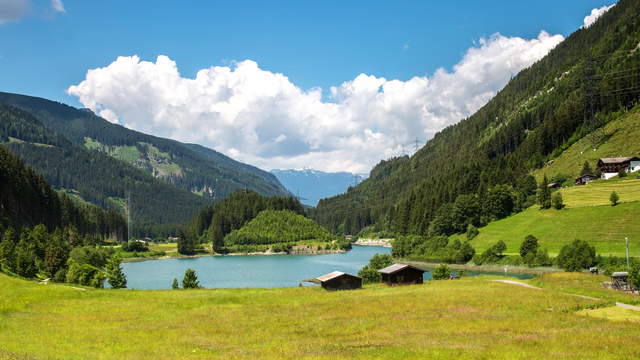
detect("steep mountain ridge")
[0,104,211,234]
[0,91,289,199]
[313,0,640,236]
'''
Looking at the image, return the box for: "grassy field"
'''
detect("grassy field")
[1,272,639,359]
[560,178,640,207]
[532,108,640,182]
[461,177,640,256]
[464,201,640,256]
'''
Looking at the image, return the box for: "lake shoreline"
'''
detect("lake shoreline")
[354,238,393,247]
[122,247,346,263]
[399,258,560,275]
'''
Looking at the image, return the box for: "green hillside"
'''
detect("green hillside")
[464,179,640,257]
[0,104,210,234]
[314,0,640,240]
[2,272,640,359]
[533,108,640,182]
[0,91,289,199]
[224,210,340,252]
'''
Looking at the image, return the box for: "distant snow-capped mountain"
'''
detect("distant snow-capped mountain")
[271,169,366,206]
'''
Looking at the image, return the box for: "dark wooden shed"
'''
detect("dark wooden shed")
[313,271,362,290]
[378,264,426,285]
[575,174,598,185]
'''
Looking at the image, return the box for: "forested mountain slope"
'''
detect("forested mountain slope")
[0,143,126,240]
[313,0,640,236]
[0,104,209,235]
[0,91,288,199]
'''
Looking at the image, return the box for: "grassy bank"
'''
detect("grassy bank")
[1,273,640,359]
[461,201,640,257]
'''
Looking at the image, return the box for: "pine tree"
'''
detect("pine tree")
[172,278,179,289]
[105,255,127,289]
[182,268,201,289]
[537,175,551,209]
[580,161,593,176]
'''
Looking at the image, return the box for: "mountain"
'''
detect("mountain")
[0,104,210,235]
[0,91,288,199]
[313,0,640,237]
[270,169,365,206]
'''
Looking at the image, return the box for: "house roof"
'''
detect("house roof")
[598,157,640,164]
[314,271,360,283]
[378,263,426,275]
[576,174,597,180]
[612,271,629,277]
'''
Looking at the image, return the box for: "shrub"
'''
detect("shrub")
[358,254,393,283]
[122,240,148,252]
[610,191,619,206]
[618,168,627,178]
[556,240,596,271]
[432,264,451,280]
[171,278,179,289]
[466,224,479,240]
[519,235,539,258]
[629,263,640,291]
[473,240,507,265]
[551,192,564,210]
[358,265,381,283]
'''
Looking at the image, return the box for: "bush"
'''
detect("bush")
[171,278,179,289]
[122,241,148,252]
[610,191,619,206]
[519,235,539,258]
[358,254,393,283]
[618,168,627,178]
[358,265,381,283]
[466,224,479,240]
[551,192,564,210]
[629,263,640,291]
[556,240,596,271]
[432,264,451,280]
[473,240,506,265]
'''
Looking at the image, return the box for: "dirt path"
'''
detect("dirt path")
[491,279,541,289]
[491,279,640,311]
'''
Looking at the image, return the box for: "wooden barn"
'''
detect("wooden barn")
[575,174,598,185]
[378,264,426,285]
[312,271,362,290]
[597,157,640,179]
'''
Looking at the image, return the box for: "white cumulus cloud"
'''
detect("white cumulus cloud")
[51,0,65,13]
[0,0,30,24]
[583,3,615,28]
[68,31,563,173]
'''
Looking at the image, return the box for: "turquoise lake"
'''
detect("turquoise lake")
[122,245,532,289]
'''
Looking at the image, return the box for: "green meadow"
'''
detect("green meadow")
[464,178,640,257]
[1,273,640,359]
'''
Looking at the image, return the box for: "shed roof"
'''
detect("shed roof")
[378,263,426,275]
[316,271,347,282]
[598,157,640,164]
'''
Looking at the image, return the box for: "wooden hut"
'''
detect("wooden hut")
[575,174,598,185]
[378,264,426,285]
[312,271,362,290]
[611,272,630,291]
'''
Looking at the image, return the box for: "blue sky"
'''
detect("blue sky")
[0,0,616,172]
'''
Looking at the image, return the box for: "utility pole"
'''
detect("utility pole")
[626,236,630,271]
[127,191,131,242]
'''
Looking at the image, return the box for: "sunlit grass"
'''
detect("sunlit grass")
[1,273,640,359]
